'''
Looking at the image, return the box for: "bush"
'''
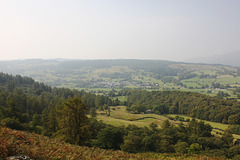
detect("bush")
[229,125,240,135]
[174,141,189,154]
[1,118,23,130]
[188,143,203,154]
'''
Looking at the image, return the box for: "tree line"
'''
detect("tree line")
[123,89,240,125]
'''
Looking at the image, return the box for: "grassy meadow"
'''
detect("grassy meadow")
[97,106,166,127]
[97,106,240,139]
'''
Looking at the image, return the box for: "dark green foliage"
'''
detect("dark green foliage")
[228,145,240,158]
[156,140,175,153]
[55,97,90,145]
[89,108,97,118]
[187,120,212,137]
[95,126,124,150]
[152,104,169,114]
[116,119,233,158]
[229,125,240,135]
[120,135,142,153]
[0,73,111,134]
[228,114,240,124]
[221,130,234,146]
[32,114,42,127]
[125,89,240,124]
[88,118,107,139]
[174,141,189,154]
[197,137,224,150]
[128,104,146,114]
[188,143,203,154]
[1,118,23,130]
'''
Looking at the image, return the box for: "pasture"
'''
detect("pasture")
[96,106,240,139]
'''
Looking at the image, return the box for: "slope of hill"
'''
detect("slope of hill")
[184,51,240,67]
[0,127,224,160]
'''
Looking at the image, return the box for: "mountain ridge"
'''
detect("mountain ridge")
[184,51,240,67]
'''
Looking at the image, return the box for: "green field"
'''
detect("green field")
[167,114,240,139]
[97,106,170,127]
[216,76,240,85]
[166,114,229,130]
[97,106,240,139]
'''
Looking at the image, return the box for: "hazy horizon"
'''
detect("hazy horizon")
[0,0,240,61]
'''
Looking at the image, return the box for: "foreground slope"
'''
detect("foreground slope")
[0,127,223,160]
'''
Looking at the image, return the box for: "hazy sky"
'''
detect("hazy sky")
[0,0,239,61]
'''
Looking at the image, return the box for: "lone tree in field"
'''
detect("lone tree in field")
[56,96,90,145]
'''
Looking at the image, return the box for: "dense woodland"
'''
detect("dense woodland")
[0,72,111,133]
[124,89,240,125]
[1,73,240,159]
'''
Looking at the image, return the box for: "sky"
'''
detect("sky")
[0,0,240,61]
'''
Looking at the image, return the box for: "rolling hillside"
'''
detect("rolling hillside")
[1,59,240,99]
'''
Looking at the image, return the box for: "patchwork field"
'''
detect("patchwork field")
[2,59,240,100]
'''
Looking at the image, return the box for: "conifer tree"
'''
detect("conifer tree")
[56,97,90,145]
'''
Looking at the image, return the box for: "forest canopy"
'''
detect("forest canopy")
[124,89,240,125]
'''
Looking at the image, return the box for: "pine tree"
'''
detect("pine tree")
[56,97,90,145]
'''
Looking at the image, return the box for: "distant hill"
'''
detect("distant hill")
[184,51,240,67]
[0,59,240,94]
